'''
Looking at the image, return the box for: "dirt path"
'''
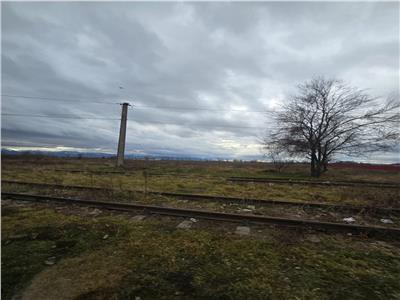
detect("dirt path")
[20,248,131,300]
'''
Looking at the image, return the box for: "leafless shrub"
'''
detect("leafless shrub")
[264,145,288,173]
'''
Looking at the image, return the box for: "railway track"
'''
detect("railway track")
[5,167,398,187]
[54,169,126,174]
[2,180,400,215]
[52,169,221,179]
[2,192,400,239]
[50,169,398,188]
[227,177,400,189]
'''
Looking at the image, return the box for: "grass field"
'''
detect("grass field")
[2,156,400,207]
[2,155,400,299]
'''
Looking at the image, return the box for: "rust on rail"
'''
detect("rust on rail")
[2,180,400,215]
[2,192,400,239]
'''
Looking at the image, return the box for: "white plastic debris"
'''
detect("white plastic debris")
[89,208,102,215]
[247,205,256,210]
[241,209,253,212]
[343,217,356,223]
[131,215,146,222]
[380,218,394,224]
[189,218,198,223]
[44,257,56,266]
[102,234,109,240]
[177,220,192,229]
[235,226,250,235]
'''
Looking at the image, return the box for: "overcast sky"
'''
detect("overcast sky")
[1,2,399,161]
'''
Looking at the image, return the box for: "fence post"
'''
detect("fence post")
[143,169,148,200]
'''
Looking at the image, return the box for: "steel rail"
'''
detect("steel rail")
[2,180,400,215]
[41,168,400,186]
[2,192,400,239]
[52,169,221,179]
[54,169,126,174]
[227,177,400,189]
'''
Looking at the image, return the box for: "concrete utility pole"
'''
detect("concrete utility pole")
[116,102,130,167]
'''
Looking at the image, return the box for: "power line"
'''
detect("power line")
[2,113,120,120]
[1,94,277,113]
[3,94,396,116]
[128,119,267,129]
[1,94,119,105]
[2,113,277,129]
[132,104,275,113]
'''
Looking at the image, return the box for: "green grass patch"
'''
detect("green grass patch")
[2,204,400,299]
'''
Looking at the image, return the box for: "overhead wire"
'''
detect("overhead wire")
[1,94,119,105]
[2,113,278,129]
[2,113,120,120]
[1,94,278,113]
[132,104,275,113]
[1,93,279,146]
[1,94,278,151]
[128,120,268,129]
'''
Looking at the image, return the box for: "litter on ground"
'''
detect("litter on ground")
[343,217,355,223]
[380,218,394,224]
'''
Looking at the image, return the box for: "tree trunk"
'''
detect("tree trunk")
[321,148,328,173]
[310,152,316,176]
[310,152,323,177]
[310,151,321,177]
[314,161,322,177]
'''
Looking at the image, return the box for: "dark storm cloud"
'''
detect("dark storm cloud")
[1,2,399,161]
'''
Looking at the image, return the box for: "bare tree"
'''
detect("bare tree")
[265,77,400,177]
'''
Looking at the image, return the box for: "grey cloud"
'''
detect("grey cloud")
[1,2,399,161]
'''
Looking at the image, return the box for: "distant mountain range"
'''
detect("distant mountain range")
[2,149,399,165]
[2,149,115,158]
[0,149,236,161]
